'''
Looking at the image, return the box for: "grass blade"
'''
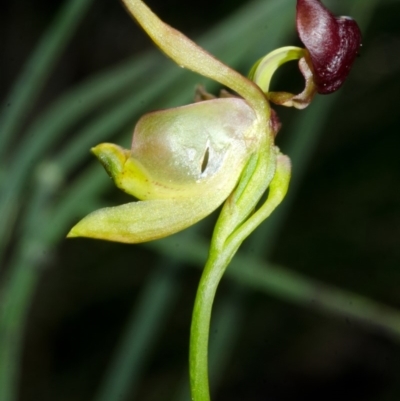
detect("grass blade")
[0,0,94,159]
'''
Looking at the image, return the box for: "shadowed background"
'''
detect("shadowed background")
[1,0,400,400]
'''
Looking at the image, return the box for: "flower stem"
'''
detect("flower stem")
[189,248,233,401]
[189,152,291,401]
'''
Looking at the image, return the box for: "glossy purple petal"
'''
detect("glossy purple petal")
[296,0,362,94]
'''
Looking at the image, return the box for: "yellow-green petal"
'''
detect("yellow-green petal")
[67,173,247,243]
[121,0,269,122]
[249,46,306,93]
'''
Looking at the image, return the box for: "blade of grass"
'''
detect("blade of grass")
[94,261,183,401]
[0,162,62,401]
[144,234,400,340]
[7,51,159,187]
[0,0,94,159]
[0,53,159,260]
[56,68,185,173]
[208,286,247,389]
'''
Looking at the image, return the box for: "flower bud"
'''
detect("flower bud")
[296,0,362,94]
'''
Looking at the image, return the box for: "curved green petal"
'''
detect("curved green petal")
[249,46,306,93]
[67,175,243,243]
[248,46,317,109]
[121,0,269,121]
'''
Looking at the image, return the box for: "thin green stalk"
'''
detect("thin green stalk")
[0,0,94,158]
[189,138,290,400]
[0,262,40,401]
[94,261,182,401]
[146,235,400,340]
[189,153,288,400]
[0,163,61,401]
[178,285,245,401]
[190,250,232,401]
[8,52,158,187]
[0,54,160,261]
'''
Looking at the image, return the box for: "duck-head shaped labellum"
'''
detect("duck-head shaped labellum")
[296,0,362,94]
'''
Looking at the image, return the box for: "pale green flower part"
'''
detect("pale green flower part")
[68,98,259,243]
[68,0,277,243]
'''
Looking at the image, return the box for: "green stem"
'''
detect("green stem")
[0,0,94,158]
[189,152,291,401]
[0,262,40,401]
[188,151,268,401]
[0,163,60,401]
[189,248,233,401]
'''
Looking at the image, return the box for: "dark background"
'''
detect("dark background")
[1,0,400,400]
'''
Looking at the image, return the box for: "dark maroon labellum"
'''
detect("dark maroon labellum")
[296,0,362,94]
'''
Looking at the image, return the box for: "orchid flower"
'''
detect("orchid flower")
[68,0,360,243]
[67,1,361,400]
